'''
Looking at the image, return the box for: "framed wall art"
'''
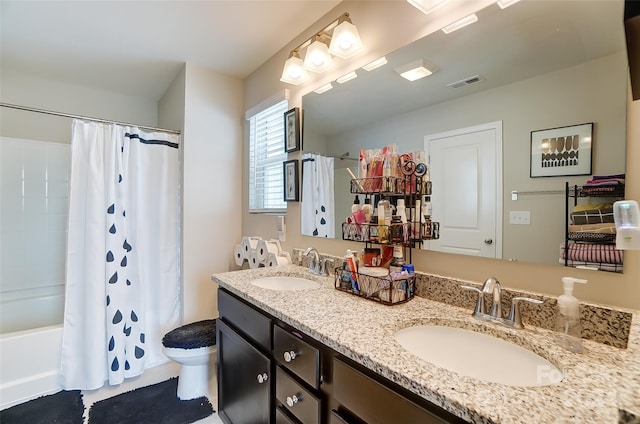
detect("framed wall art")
[530,122,593,178]
[283,159,299,202]
[284,107,301,153]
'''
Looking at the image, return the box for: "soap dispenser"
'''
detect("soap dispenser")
[554,277,587,353]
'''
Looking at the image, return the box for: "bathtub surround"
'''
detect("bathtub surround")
[61,121,181,390]
[291,248,633,348]
[0,389,84,423]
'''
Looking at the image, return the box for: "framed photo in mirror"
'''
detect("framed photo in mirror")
[284,107,301,153]
[283,159,299,202]
[530,122,593,178]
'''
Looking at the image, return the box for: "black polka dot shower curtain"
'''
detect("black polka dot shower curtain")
[301,154,335,238]
[60,120,181,390]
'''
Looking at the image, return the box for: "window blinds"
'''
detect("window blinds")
[248,99,288,212]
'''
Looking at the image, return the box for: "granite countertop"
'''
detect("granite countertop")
[211,264,640,424]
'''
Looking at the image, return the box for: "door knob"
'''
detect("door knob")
[484,238,493,245]
[256,373,268,384]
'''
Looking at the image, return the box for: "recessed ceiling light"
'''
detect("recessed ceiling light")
[394,60,437,82]
[336,71,358,84]
[314,83,333,94]
[406,0,449,15]
[363,57,388,71]
[496,0,520,9]
[442,13,478,34]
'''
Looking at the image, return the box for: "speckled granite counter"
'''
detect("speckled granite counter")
[212,265,640,424]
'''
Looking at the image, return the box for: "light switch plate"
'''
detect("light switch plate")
[510,211,531,225]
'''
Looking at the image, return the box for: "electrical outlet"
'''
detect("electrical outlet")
[509,211,531,225]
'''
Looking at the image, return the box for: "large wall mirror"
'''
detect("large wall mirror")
[301,0,628,272]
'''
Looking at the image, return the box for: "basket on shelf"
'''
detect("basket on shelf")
[334,266,415,306]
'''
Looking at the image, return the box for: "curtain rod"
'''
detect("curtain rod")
[0,102,181,135]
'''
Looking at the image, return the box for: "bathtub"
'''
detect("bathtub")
[0,283,65,409]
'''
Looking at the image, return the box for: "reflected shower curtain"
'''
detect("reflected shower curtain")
[301,154,335,238]
[60,120,181,390]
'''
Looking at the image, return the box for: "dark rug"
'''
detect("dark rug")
[0,390,84,424]
[88,377,214,424]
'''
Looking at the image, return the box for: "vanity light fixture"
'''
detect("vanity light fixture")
[496,0,520,9]
[328,14,363,59]
[280,12,364,85]
[314,83,333,94]
[336,71,358,84]
[442,13,478,34]
[304,34,334,73]
[363,56,388,71]
[280,50,309,85]
[395,59,437,82]
[406,0,450,15]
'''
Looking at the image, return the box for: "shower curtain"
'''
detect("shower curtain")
[301,154,335,238]
[60,120,181,390]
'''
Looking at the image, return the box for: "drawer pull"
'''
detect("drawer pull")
[256,373,269,384]
[286,394,301,407]
[283,350,297,362]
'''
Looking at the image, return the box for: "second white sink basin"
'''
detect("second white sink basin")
[250,276,321,291]
[394,325,562,387]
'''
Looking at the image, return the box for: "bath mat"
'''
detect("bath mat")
[0,390,84,424]
[88,377,213,424]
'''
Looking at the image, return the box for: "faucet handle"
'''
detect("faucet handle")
[460,285,485,315]
[319,258,331,276]
[507,297,543,329]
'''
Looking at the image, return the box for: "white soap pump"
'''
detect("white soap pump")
[554,277,587,353]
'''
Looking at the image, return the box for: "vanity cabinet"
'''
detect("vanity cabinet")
[217,287,465,424]
[217,289,274,424]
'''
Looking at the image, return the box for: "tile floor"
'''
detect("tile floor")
[81,357,223,424]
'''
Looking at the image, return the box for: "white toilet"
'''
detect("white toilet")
[162,319,217,400]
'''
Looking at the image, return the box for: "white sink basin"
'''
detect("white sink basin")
[250,276,321,291]
[394,325,562,387]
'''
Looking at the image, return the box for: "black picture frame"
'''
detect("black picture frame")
[283,159,299,202]
[284,107,301,153]
[530,122,593,178]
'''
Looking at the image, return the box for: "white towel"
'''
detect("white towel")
[301,154,335,238]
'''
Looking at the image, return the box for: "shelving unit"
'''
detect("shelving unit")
[563,182,624,273]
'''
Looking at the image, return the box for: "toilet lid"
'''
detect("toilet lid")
[162,319,217,349]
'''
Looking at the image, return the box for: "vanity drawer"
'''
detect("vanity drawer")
[276,366,321,424]
[276,405,298,424]
[218,288,272,351]
[273,324,321,389]
[333,357,456,424]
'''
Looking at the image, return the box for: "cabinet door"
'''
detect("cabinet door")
[217,319,272,424]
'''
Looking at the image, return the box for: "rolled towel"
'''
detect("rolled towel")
[248,249,261,269]
[233,244,245,267]
[241,236,261,259]
[256,239,280,262]
[266,252,290,267]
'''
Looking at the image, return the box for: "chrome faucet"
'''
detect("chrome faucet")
[461,277,543,329]
[303,247,322,275]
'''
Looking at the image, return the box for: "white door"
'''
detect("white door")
[424,121,502,258]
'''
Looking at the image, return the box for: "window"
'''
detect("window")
[248,98,288,212]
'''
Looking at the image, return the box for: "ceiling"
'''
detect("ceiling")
[0,0,341,101]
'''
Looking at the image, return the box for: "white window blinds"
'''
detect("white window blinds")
[248,98,288,212]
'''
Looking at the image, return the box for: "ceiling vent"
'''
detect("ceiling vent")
[447,75,483,88]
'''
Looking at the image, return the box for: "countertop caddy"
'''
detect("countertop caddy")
[211,264,640,423]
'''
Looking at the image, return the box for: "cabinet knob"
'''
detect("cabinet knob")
[286,394,300,407]
[283,350,297,362]
[484,238,493,245]
[256,373,268,384]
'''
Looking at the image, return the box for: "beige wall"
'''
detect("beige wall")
[181,63,244,322]
[243,0,640,310]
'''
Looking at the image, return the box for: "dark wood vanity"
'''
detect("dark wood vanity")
[216,288,465,424]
